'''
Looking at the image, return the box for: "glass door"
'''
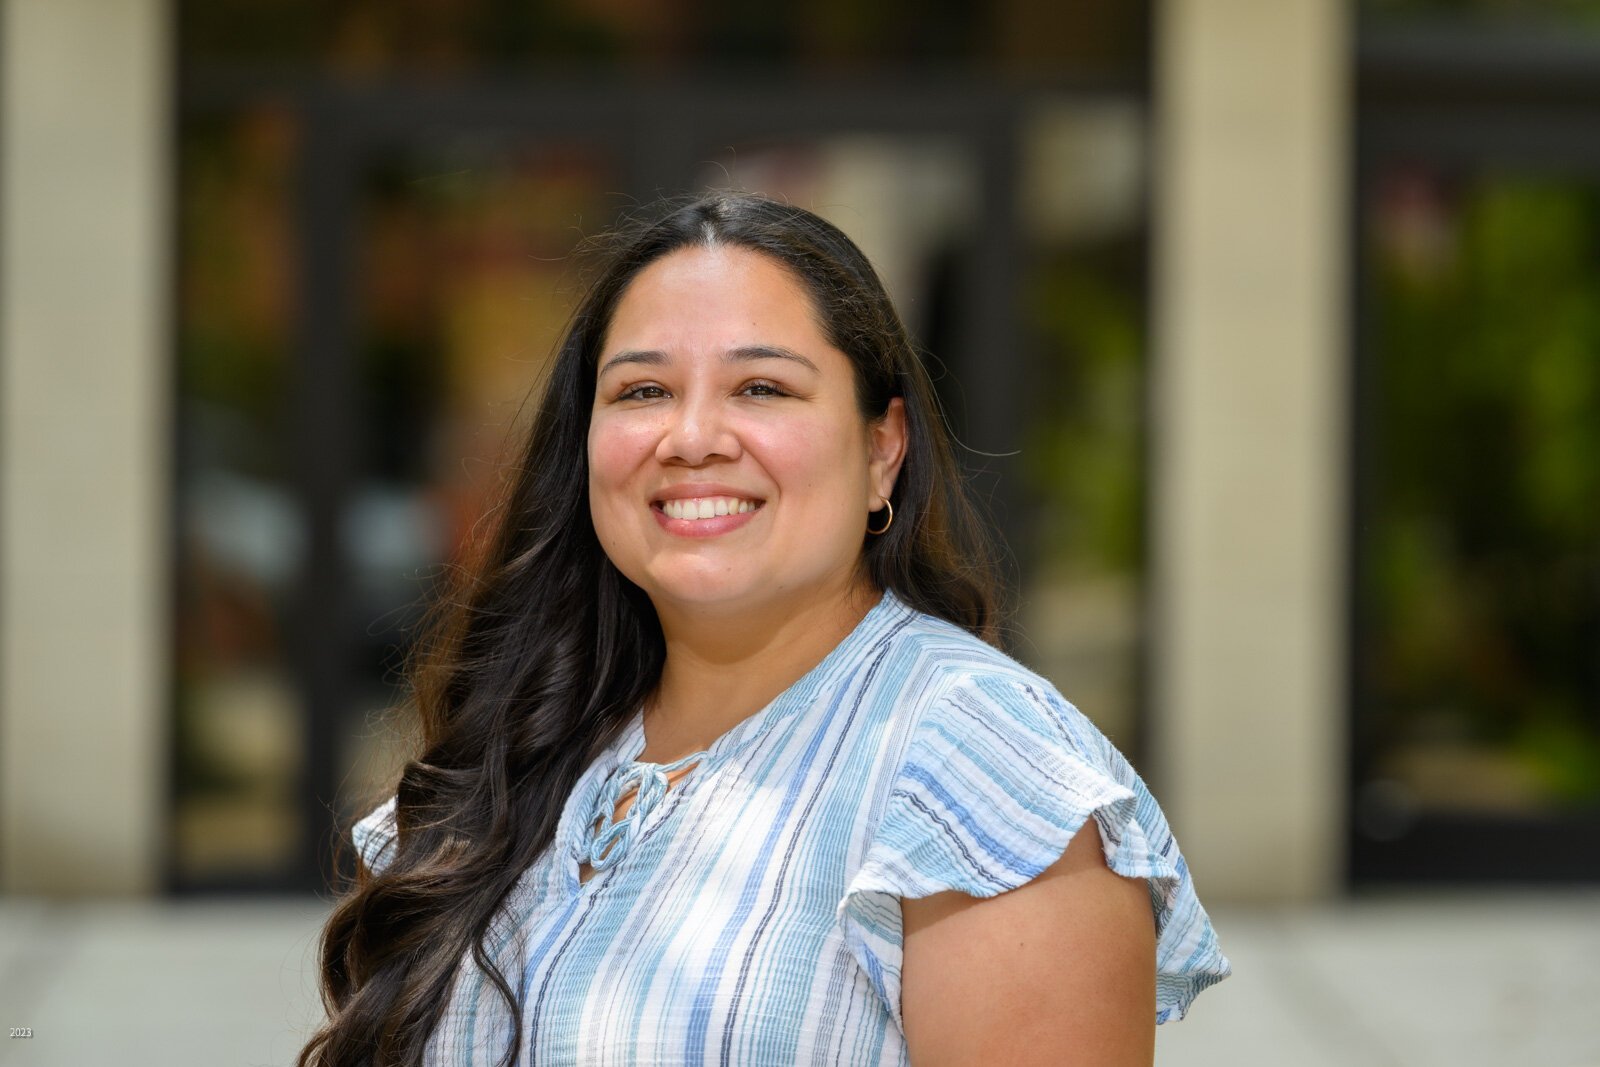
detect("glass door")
[1352,35,1600,881]
[175,81,1154,891]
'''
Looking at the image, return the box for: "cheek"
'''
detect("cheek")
[587,416,653,491]
[749,415,871,502]
[587,425,647,549]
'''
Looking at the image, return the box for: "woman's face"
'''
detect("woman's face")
[587,244,905,623]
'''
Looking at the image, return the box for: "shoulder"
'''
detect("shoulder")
[351,795,399,876]
[871,593,1037,688]
[845,595,1232,1026]
[853,597,1150,895]
[872,594,1114,769]
[832,598,1128,896]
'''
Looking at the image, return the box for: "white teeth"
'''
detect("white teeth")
[660,496,761,520]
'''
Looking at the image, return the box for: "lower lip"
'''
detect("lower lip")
[651,504,762,538]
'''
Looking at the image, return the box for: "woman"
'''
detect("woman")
[299,193,1229,1067]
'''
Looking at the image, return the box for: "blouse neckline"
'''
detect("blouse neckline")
[559,589,912,888]
[614,587,910,769]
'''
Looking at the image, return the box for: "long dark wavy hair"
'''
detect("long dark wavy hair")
[297,192,1005,1066]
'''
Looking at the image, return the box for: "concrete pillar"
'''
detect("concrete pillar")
[1151,0,1349,900]
[1,0,171,893]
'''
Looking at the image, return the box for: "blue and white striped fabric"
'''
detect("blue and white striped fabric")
[353,590,1230,1065]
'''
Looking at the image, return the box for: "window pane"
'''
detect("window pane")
[1018,100,1148,755]
[179,0,1148,77]
[1362,0,1600,32]
[174,105,305,882]
[342,142,624,818]
[1357,167,1600,837]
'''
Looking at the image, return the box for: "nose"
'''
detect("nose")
[655,393,741,466]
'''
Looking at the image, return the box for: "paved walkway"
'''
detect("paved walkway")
[1,890,1596,1065]
[1159,891,1600,1067]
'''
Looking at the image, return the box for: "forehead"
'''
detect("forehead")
[600,245,836,365]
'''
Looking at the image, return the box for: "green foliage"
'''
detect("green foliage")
[1369,174,1600,805]
[179,116,293,473]
[1023,256,1144,576]
[1363,0,1600,24]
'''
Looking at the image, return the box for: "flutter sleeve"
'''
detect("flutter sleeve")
[836,671,1230,1032]
[351,795,399,877]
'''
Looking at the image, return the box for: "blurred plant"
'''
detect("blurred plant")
[179,109,296,480]
[1363,0,1600,25]
[1367,171,1600,806]
[1022,250,1144,577]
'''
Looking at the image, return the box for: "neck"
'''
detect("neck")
[640,578,882,763]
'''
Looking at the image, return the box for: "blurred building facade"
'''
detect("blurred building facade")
[2,0,1596,900]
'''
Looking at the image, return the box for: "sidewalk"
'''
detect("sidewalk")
[1158,891,1600,1067]
[1,891,1596,1066]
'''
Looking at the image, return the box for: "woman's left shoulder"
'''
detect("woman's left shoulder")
[847,599,1233,1025]
[878,605,1116,764]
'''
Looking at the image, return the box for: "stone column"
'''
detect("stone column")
[1151,0,1349,900]
[1,0,171,893]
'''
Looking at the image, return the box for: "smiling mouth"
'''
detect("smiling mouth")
[654,496,764,521]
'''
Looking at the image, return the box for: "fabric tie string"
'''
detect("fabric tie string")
[582,751,703,873]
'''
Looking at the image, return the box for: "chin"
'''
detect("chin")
[643,577,762,613]
[646,568,859,623]
[640,565,822,619]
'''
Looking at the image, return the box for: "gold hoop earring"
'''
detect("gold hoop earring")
[866,499,894,536]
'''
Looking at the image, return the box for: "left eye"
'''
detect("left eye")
[742,382,785,397]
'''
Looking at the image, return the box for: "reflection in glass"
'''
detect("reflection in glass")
[1362,0,1600,33]
[343,145,622,815]
[1360,167,1600,820]
[174,105,1155,886]
[175,105,304,881]
[1018,102,1148,754]
[180,0,1150,79]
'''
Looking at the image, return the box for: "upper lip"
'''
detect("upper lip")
[651,484,766,505]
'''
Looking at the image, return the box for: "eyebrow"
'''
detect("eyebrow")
[597,345,820,379]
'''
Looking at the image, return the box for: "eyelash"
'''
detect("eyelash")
[615,380,789,401]
[616,384,667,401]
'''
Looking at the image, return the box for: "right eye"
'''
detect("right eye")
[617,384,668,401]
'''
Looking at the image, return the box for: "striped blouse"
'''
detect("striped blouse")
[352,590,1231,1065]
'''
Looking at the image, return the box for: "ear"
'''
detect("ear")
[866,397,908,508]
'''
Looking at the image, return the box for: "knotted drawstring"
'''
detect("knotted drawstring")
[581,751,704,874]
